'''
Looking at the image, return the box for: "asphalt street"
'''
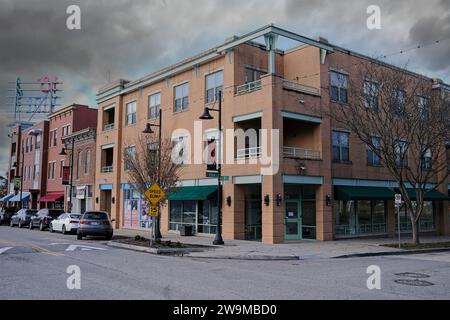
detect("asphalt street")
[1,225,449,300]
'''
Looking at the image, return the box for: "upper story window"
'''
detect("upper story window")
[364,80,379,109]
[367,136,381,166]
[35,135,41,149]
[244,67,264,83]
[48,161,56,180]
[332,130,350,162]
[50,129,57,147]
[29,137,33,152]
[395,141,409,168]
[393,88,406,114]
[85,150,91,175]
[124,146,136,171]
[25,138,29,153]
[330,71,348,104]
[206,71,223,104]
[421,148,432,170]
[417,96,429,119]
[174,83,189,112]
[126,101,137,126]
[62,125,71,137]
[148,92,161,120]
[76,151,82,179]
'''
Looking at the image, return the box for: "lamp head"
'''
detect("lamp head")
[143,123,154,134]
[199,108,214,120]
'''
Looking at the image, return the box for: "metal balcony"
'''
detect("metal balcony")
[283,146,321,160]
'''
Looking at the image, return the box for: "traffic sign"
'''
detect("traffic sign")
[149,205,159,217]
[144,183,165,205]
[395,194,402,205]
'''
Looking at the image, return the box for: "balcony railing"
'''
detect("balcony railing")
[282,80,320,96]
[236,80,262,95]
[101,166,113,173]
[283,147,321,160]
[104,123,115,131]
[237,147,262,160]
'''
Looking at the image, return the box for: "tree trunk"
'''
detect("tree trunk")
[411,218,420,245]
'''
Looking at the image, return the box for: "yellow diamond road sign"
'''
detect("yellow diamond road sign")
[149,205,159,217]
[144,183,165,205]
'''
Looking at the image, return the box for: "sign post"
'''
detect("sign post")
[395,194,402,249]
[144,183,166,247]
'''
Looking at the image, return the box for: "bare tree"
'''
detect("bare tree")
[123,134,183,241]
[326,61,449,244]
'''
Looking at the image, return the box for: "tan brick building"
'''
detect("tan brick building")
[94,25,449,243]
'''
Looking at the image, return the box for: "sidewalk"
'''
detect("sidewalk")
[113,229,450,260]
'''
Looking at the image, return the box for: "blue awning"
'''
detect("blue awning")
[9,192,31,202]
[0,194,14,202]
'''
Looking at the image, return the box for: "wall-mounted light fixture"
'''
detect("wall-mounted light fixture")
[326,194,331,206]
[226,196,232,207]
[95,197,99,204]
[112,197,115,204]
[276,194,282,207]
[264,194,270,206]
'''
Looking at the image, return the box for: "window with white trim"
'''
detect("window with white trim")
[174,83,189,112]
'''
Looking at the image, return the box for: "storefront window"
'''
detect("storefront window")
[244,184,262,241]
[169,199,217,234]
[334,200,357,236]
[396,201,435,232]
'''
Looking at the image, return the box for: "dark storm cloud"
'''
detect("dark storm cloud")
[0,0,449,174]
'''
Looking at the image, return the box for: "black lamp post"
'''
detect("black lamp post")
[199,90,224,245]
[59,137,75,212]
[143,109,163,239]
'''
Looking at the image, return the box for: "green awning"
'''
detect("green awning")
[334,186,396,201]
[399,189,448,201]
[168,186,218,201]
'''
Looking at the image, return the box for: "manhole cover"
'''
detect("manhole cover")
[394,272,430,279]
[394,279,434,287]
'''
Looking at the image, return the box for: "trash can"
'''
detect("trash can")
[180,225,193,236]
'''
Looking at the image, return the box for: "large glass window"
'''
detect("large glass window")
[330,71,348,103]
[396,201,435,232]
[332,131,350,162]
[169,199,217,234]
[395,141,408,167]
[364,80,379,109]
[244,67,264,84]
[244,184,262,241]
[174,83,189,112]
[123,189,144,229]
[206,71,223,104]
[334,200,386,237]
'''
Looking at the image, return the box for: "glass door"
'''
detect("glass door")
[285,201,302,241]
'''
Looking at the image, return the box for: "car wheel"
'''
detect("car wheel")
[77,233,83,240]
[18,220,22,228]
[62,225,66,235]
[49,224,54,233]
[10,220,14,227]
[39,222,44,231]
[105,233,113,241]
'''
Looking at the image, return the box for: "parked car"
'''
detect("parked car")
[77,211,114,240]
[9,209,38,228]
[29,208,64,231]
[50,213,81,234]
[0,207,18,225]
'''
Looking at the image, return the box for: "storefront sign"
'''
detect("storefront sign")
[62,166,71,185]
[13,177,21,190]
[76,186,86,199]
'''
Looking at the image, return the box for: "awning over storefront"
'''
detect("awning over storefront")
[168,186,217,201]
[334,186,396,201]
[399,189,448,201]
[0,194,14,202]
[9,192,31,202]
[39,192,65,202]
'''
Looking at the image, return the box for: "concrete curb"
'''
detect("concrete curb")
[106,241,203,255]
[332,247,450,259]
[185,254,301,261]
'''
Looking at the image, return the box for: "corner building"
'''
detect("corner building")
[94,25,450,243]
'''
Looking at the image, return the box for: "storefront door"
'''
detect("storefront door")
[285,201,302,241]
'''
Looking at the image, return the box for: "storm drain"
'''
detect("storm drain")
[394,279,434,287]
[394,272,430,279]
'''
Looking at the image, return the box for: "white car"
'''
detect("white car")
[50,213,81,235]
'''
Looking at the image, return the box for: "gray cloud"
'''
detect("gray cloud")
[0,0,449,174]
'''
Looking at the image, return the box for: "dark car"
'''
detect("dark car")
[29,208,65,231]
[10,209,38,228]
[0,207,18,225]
[77,211,114,240]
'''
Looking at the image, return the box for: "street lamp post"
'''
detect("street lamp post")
[199,90,224,245]
[59,137,75,212]
[143,109,163,239]
[18,125,25,209]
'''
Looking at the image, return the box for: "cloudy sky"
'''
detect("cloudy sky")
[0,0,449,175]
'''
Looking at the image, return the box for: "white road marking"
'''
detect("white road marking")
[65,245,107,252]
[0,247,13,254]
